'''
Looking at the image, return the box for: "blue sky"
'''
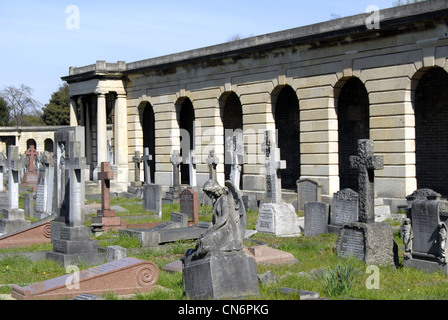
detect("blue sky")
[0,0,397,106]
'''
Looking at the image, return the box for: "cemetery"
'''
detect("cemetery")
[2,1,448,305]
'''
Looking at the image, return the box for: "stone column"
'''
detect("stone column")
[69,98,78,127]
[96,93,108,168]
[113,93,128,191]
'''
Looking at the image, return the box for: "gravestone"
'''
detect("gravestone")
[121,212,206,247]
[142,147,153,184]
[180,188,199,225]
[297,178,322,211]
[0,152,8,212]
[304,202,329,237]
[11,257,159,300]
[34,151,53,219]
[143,183,162,219]
[47,132,103,267]
[328,188,359,233]
[24,193,35,218]
[162,150,183,204]
[404,188,441,221]
[335,139,396,266]
[229,135,244,189]
[0,146,30,235]
[0,217,52,249]
[402,200,448,274]
[256,131,301,237]
[243,245,297,265]
[128,151,143,195]
[23,145,39,191]
[92,162,127,233]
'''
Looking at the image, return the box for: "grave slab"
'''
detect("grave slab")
[243,245,297,265]
[11,257,159,300]
[304,202,329,237]
[0,218,52,249]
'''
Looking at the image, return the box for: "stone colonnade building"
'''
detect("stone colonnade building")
[62,1,448,208]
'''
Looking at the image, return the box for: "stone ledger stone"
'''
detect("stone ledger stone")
[182,250,259,300]
[336,222,397,266]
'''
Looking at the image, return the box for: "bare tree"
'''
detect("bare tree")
[393,0,425,6]
[0,85,41,127]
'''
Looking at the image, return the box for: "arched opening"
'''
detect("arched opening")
[177,98,195,185]
[26,139,37,150]
[273,85,300,190]
[44,139,54,153]
[142,102,156,184]
[414,67,448,196]
[220,92,244,189]
[336,77,370,192]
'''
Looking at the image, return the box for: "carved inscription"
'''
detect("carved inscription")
[339,228,365,260]
[257,206,275,233]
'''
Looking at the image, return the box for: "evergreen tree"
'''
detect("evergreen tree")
[41,83,70,126]
[0,97,11,126]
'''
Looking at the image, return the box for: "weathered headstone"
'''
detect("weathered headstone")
[256,131,300,237]
[34,151,53,219]
[229,134,244,189]
[23,145,39,191]
[0,152,8,211]
[162,150,183,204]
[24,193,35,218]
[349,139,383,223]
[143,183,162,219]
[11,257,159,300]
[127,151,143,195]
[402,200,448,274]
[142,147,153,184]
[47,133,103,267]
[180,188,199,225]
[92,162,127,232]
[328,188,359,233]
[404,188,441,221]
[0,146,30,235]
[304,202,329,237]
[106,245,127,262]
[297,178,322,211]
[336,139,396,266]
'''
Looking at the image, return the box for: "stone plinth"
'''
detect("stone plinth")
[182,250,259,300]
[11,257,159,300]
[0,209,30,235]
[336,222,397,266]
[243,245,297,265]
[256,203,301,237]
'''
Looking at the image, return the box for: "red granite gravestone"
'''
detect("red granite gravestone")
[11,257,159,300]
[23,145,39,191]
[92,162,127,231]
[180,188,198,225]
[0,220,52,249]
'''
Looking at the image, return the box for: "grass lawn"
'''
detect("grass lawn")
[2,197,448,300]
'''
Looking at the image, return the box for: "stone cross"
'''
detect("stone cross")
[170,150,183,187]
[97,162,114,217]
[261,130,273,160]
[0,151,6,192]
[189,150,197,187]
[132,151,142,187]
[6,146,22,210]
[205,150,219,181]
[266,145,286,203]
[64,141,87,227]
[350,139,384,223]
[25,145,39,173]
[142,147,153,184]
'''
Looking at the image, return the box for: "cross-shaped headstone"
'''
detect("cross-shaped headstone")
[25,145,39,173]
[170,150,183,187]
[261,130,273,160]
[64,140,87,227]
[132,151,142,186]
[97,162,114,217]
[266,145,286,203]
[350,139,384,223]
[6,146,22,210]
[205,150,219,181]
[142,147,153,184]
